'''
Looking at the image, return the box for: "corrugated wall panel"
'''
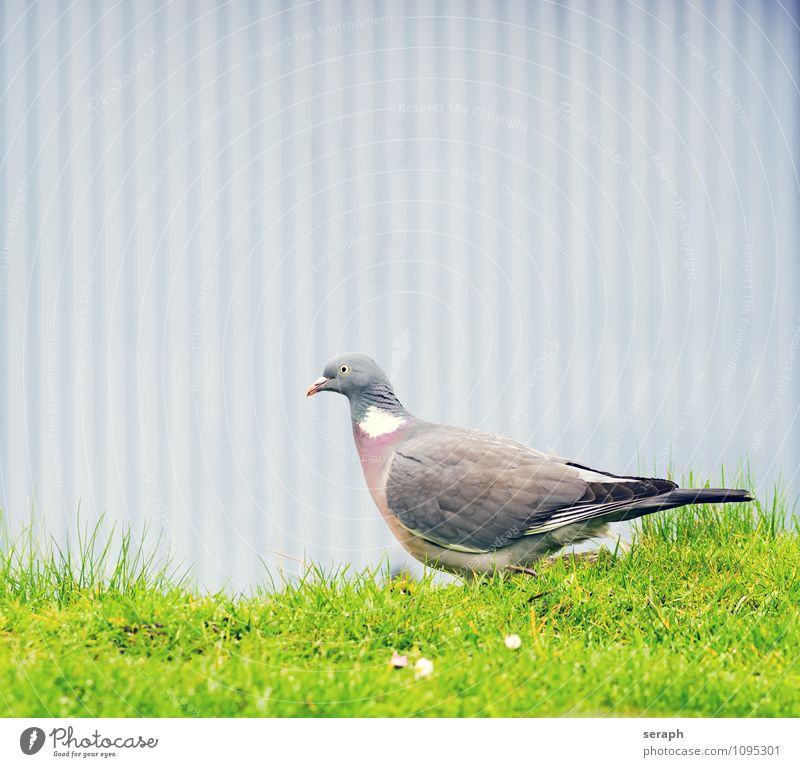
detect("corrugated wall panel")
[0,1,797,589]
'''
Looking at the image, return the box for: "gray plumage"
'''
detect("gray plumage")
[308,353,753,576]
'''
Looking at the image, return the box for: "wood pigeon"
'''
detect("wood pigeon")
[307,353,752,577]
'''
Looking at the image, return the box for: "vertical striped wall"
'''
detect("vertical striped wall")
[0,1,797,589]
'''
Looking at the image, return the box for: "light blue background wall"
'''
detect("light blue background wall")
[1,1,798,589]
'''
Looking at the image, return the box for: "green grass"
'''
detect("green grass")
[0,480,798,717]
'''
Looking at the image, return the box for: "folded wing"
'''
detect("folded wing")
[385,426,675,552]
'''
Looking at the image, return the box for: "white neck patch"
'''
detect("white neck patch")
[358,405,407,438]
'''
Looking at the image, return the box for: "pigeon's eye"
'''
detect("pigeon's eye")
[339,364,350,375]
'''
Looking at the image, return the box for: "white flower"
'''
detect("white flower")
[414,657,434,679]
[504,634,522,650]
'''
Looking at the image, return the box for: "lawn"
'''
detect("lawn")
[0,483,798,717]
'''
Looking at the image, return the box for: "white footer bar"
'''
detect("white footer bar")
[0,717,796,766]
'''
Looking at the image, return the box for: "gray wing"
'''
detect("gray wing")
[385,426,675,553]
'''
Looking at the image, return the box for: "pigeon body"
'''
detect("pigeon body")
[308,353,753,577]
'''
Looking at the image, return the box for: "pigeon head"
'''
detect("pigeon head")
[307,353,407,420]
[307,353,391,398]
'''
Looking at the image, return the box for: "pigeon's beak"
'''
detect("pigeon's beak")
[306,376,331,397]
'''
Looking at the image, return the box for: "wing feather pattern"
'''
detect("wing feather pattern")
[385,426,675,552]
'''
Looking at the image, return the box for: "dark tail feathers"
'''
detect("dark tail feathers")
[663,488,753,506]
[606,487,753,523]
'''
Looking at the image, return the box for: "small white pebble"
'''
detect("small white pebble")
[414,657,434,679]
[390,651,408,669]
[504,634,522,650]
